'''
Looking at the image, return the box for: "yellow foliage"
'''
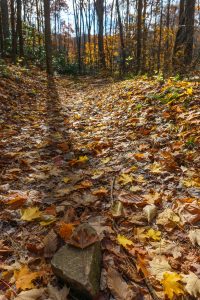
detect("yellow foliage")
[161,272,184,300]
[117,234,134,248]
[21,207,41,221]
[14,265,41,290]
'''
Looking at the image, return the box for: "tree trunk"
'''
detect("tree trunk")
[136,0,143,73]
[44,0,53,75]
[184,0,195,64]
[17,0,24,57]
[95,0,106,68]
[10,0,17,63]
[116,0,126,73]
[173,0,186,58]
[0,0,9,55]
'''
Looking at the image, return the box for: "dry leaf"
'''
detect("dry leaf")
[188,229,200,246]
[14,265,41,290]
[117,234,133,248]
[118,174,134,185]
[182,272,200,297]
[149,256,172,280]
[111,201,124,218]
[14,288,45,300]
[145,228,161,241]
[92,187,108,196]
[58,223,75,241]
[107,267,136,300]
[68,223,98,249]
[21,207,41,221]
[143,204,157,222]
[44,229,58,257]
[156,208,180,231]
[161,272,184,300]
[47,284,69,300]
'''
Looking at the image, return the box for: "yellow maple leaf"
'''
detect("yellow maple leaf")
[145,228,161,241]
[186,87,193,96]
[149,163,163,173]
[101,157,111,164]
[21,207,41,221]
[118,174,134,185]
[78,156,89,163]
[161,272,184,300]
[117,234,133,248]
[62,176,71,183]
[14,265,41,290]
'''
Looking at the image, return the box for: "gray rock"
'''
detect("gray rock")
[51,242,101,299]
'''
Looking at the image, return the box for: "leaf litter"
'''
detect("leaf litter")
[0,65,200,299]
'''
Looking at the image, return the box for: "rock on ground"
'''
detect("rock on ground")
[51,242,101,299]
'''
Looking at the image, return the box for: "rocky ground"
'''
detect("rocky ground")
[0,65,200,300]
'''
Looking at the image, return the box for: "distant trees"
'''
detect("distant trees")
[0,0,198,75]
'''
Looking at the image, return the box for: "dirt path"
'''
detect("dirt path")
[1,68,200,299]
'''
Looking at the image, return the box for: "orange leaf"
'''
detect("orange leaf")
[92,187,108,196]
[58,222,75,241]
[136,254,149,278]
[5,194,27,209]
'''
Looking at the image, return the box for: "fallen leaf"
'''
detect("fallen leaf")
[145,228,161,241]
[5,194,27,209]
[74,180,93,190]
[21,207,41,221]
[156,208,180,231]
[47,284,69,300]
[107,267,136,300]
[182,272,200,297]
[188,229,200,246]
[111,201,124,218]
[117,234,133,248]
[58,223,75,241]
[143,204,157,222]
[62,177,71,184]
[149,256,172,280]
[101,157,111,164]
[68,223,98,249]
[118,174,134,185]
[149,162,163,173]
[14,265,41,290]
[44,229,58,257]
[14,288,45,300]
[92,187,108,196]
[161,272,184,300]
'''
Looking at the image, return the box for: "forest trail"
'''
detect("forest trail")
[1,67,200,299]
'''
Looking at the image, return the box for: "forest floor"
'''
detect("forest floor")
[0,65,200,300]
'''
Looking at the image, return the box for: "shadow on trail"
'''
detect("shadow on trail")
[37,76,72,204]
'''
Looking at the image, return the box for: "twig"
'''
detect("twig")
[122,249,160,300]
[0,279,17,297]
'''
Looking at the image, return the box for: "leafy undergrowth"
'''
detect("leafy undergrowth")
[0,65,200,300]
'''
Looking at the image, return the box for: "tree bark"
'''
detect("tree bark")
[10,0,17,63]
[95,0,106,68]
[136,0,143,73]
[0,0,9,55]
[184,0,195,64]
[173,0,186,58]
[44,0,53,75]
[116,0,126,73]
[17,0,24,57]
